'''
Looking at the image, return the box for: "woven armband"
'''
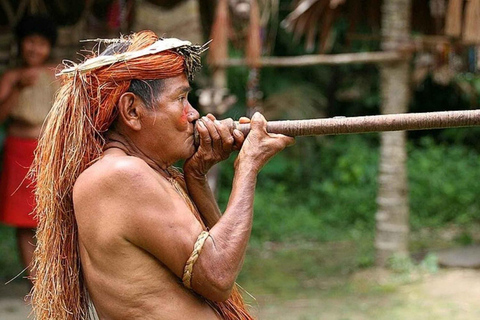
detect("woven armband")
[182,231,209,289]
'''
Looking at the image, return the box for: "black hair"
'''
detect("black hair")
[127,79,165,109]
[15,14,58,46]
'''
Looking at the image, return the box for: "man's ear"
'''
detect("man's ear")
[117,92,144,131]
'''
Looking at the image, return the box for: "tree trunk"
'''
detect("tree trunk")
[375,0,411,267]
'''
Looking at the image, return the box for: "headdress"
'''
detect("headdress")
[30,30,250,319]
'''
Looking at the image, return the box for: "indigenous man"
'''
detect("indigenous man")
[30,30,293,319]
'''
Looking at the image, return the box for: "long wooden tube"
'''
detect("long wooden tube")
[194,110,480,146]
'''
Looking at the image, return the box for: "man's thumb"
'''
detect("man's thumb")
[250,112,267,130]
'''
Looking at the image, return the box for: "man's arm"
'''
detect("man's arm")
[189,113,294,300]
[183,114,245,229]
[188,159,257,300]
[184,172,221,228]
[114,113,293,302]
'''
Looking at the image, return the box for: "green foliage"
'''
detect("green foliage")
[454,231,474,246]
[387,254,416,275]
[419,253,439,274]
[409,137,480,228]
[0,225,22,281]
[218,134,480,246]
[453,73,480,107]
[238,238,375,298]
[386,253,439,285]
[387,254,438,286]
[218,135,380,243]
[305,135,379,229]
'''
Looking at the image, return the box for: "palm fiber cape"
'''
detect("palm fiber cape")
[30,30,253,320]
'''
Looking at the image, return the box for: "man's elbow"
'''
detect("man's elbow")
[201,282,234,302]
[195,272,235,302]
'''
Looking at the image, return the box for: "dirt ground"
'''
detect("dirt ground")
[251,268,480,320]
[1,268,479,319]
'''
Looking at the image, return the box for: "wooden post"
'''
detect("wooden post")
[210,51,405,68]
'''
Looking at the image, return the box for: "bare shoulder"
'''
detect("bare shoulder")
[73,152,178,239]
[74,153,164,201]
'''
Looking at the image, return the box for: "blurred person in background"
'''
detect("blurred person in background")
[0,14,58,283]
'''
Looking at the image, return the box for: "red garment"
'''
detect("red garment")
[0,136,38,228]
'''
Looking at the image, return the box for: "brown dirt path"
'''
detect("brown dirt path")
[251,269,480,320]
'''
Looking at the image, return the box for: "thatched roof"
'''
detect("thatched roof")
[281,0,480,53]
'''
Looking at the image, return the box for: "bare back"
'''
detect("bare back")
[73,148,218,320]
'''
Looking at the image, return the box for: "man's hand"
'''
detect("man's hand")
[236,112,295,173]
[184,114,244,178]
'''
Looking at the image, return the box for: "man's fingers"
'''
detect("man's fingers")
[216,120,235,152]
[238,117,250,124]
[206,113,216,122]
[197,120,212,152]
[232,129,245,150]
[204,114,235,153]
[202,116,222,150]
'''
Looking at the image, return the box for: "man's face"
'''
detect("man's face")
[140,74,200,164]
[21,34,51,67]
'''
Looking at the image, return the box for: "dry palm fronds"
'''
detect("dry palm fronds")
[281,0,345,53]
[306,0,329,51]
[262,0,280,54]
[445,0,464,37]
[29,30,250,320]
[246,0,262,67]
[60,36,207,81]
[60,38,193,76]
[430,0,447,33]
[318,3,337,53]
[463,0,480,43]
[431,0,447,18]
[208,0,230,66]
[210,285,254,320]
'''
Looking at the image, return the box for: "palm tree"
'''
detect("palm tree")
[374,0,412,266]
[213,0,414,266]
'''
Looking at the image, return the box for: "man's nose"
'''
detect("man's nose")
[186,103,200,122]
